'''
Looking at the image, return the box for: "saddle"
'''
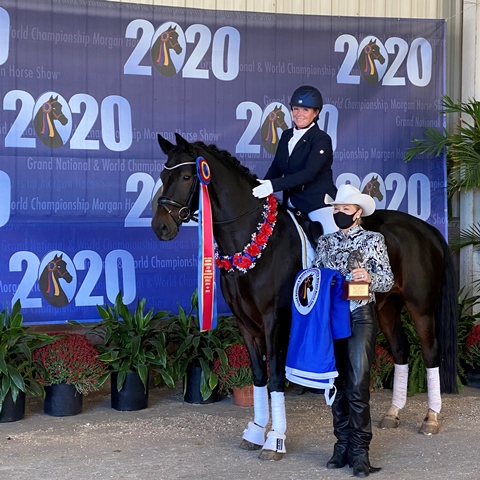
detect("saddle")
[288,208,324,248]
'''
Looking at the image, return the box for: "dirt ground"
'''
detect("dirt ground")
[1,384,479,480]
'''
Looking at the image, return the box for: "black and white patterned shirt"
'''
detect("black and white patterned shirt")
[314,225,394,311]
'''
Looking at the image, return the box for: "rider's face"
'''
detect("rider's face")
[291,106,318,129]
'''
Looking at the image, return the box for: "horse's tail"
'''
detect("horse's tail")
[434,228,459,394]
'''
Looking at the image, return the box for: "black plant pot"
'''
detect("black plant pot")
[0,390,26,422]
[111,371,149,411]
[466,367,480,388]
[184,365,220,404]
[44,383,83,416]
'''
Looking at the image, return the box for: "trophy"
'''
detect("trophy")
[342,250,371,300]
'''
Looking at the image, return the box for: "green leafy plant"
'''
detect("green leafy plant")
[32,333,106,395]
[213,342,254,394]
[0,300,53,411]
[405,95,480,254]
[166,290,242,400]
[70,292,174,393]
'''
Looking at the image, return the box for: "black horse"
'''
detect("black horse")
[152,133,457,459]
[260,106,289,154]
[39,254,73,307]
[358,39,385,84]
[151,25,182,77]
[33,95,68,148]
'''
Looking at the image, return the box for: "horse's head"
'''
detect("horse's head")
[43,95,68,126]
[262,106,288,154]
[363,175,383,201]
[159,25,182,56]
[364,39,385,65]
[358,39,386,84]
[166,26,182,55]
[46,254,73,283]
[152,133,199,241]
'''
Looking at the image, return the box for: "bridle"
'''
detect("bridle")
[157,160,265,226]
[157,161,199,225]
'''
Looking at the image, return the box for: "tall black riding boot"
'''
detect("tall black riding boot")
[347,304,381,477]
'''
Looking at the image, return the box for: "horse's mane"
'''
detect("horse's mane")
[193,141,258,181]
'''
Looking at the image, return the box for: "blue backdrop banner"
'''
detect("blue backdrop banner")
[0,1,446,324]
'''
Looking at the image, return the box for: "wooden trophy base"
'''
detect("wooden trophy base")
[342,281,370,300]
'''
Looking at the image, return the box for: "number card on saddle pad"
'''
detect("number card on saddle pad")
[286,267,351,405]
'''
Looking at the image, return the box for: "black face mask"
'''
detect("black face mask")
[333,211,357,229]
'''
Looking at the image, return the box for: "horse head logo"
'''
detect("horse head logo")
[358,39,386,84]
[33,95,68,148]
[363,175,384,201]
[151,25,183,77]
[39,254,73,307]
[298,274,314,307]
[261,105,289,154]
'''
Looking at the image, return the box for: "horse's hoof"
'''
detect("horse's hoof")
[378,414,399,429]
[239,439,262,451]
[258,449,285,461]
[419,419,440,435]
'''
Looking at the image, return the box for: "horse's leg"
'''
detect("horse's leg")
[257,309,290,461]
[239,333,269,451]
[376,297,410,429]
[409,309,441,435]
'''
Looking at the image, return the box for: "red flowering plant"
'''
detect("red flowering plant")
[33,333,107,395]
[371,343,394,391]
[465,324,480,369]
[213,343,254,394]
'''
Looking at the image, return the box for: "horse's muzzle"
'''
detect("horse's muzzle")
[151,212,179,241]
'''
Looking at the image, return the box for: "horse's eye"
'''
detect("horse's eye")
[182,174,191,181]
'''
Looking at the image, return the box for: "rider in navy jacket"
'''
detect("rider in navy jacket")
[252,85,337,234]
[264,123,336,214]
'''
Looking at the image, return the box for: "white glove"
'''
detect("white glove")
[252,179,273,198]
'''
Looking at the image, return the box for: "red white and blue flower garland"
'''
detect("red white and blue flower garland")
[215,194,278,273]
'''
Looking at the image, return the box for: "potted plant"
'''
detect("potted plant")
[32,332,106,416]
[72,292,175,411]
[0,300,53,422]
[166,290,242,403]
[213,342,254,406]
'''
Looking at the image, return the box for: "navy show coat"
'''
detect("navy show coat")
[264,123,337,214]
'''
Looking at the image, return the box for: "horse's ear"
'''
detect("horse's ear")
[157,134,174,155]
[54,95,58,100]
[175,132,192,152]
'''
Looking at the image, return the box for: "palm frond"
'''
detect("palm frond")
[450,223,480,251]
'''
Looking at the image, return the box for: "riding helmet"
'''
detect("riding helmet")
[289,85,323,111]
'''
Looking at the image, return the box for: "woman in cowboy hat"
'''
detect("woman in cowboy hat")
[315,184,394,478]
[251,85,337,234]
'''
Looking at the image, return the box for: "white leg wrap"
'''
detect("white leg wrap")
[392,363,409,409]
[270,391,286,435]
[427,367,442,413]
[253,386,269,428]
[242,421,266,446]
[263,430,287,454]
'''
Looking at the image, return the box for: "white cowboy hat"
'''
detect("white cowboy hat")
[324,184,376,216]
